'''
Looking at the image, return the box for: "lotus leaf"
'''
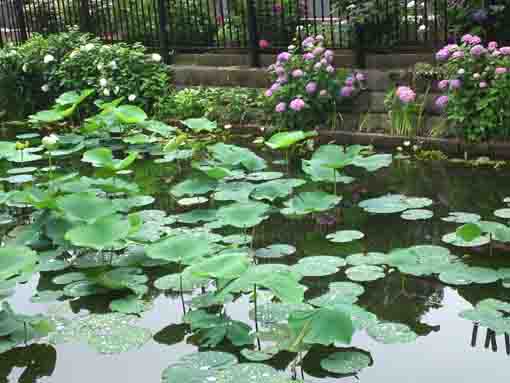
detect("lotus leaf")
[188,254,250,279]
[281,192,341,216]
[291,256,346,277]
[109,295,148,314]
[401,209,434,220]
[251,179,306,201]
[217,201,270,228]
[181,118,217,133]
[320,350,371,374]
[366,322,417,344]
[245,172,284,181]
[209,143,267,171]
[171,177,217,197]
[146,233,212,265]
[82,147,137,171]
[346,265,385,282]
[359,194,433,214]
[255,244,296,258]
[327,230,365,243]
[114,105,148,124]
[56,193,116,223]
[441,212,481,223]
[265,130,318,150]
[65,214,133,249]
[213,181,256,201]
[346,252,387,266]
[0,246,37,281]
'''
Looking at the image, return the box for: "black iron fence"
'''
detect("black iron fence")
[1,0,450,63]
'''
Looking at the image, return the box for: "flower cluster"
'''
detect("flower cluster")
[434,35,510,141]
[264,35,365,129]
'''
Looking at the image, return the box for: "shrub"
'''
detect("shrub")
[434,35,510,141]
[0,29,172,120]
[263,35,365,130]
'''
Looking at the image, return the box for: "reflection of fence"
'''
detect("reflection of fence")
[1,0,449,63]
[471,323,510,355]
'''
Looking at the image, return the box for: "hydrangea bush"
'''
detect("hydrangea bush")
[384,85,428,137]
[434,34,510,141]
[264,35,365,130]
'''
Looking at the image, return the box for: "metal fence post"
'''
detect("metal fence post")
[354,23,366,69]
[79,0,91,33]
[158,0,171,64]
[246,0,259,67]
[14,0,28,41]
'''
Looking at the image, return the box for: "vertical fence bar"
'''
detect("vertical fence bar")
[157,0,170,62]
[14,0,27,41]
[79,0,91,32]
[246,0,258,67]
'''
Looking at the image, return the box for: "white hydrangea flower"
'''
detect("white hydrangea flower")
[97,63,104,70]
[99,78,108,87]
[83,43,95,51]
[151,53,162,62]
[114,86,120,94]
[41,84,49,92]
[69,50,79,59]
[103,88,111,97]
[43,54,55,64]
[128,94,137,102]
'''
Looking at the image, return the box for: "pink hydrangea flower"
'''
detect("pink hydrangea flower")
[305,82,318,94]
[302,37,315,49]
[488,41,498,51]
[461,34,473,44]
[265,89,273,97]
[275,102,287,113]
[496,67,508,75]
[436,49,449,61]
[292,69,304,78]
[355,72,366,81]
[452,51,465,59]
[470,44,486,56]
[303,53,315,60]
[277,75,288,84]
[340,86,354,97]
[500,47,510,55]
[396,86,416,103]
[289,98,306,111]
[277,52,291,62]
[312,47,325,56]
[479,81,488,88]
[345,77,354,86]
[270,83,281,92]
[438,80,449,90]
[450,79,462,89]
[469,35,482,45]
[275,66,285,76]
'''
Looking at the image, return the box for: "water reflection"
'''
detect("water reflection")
[0,344,56,383]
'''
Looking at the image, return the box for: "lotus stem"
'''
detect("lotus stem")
[333,169,337,195]
[489,233,493,257]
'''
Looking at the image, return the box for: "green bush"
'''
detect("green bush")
[0,29,172,121]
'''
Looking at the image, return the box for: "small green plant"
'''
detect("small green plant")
[384,86,428,137]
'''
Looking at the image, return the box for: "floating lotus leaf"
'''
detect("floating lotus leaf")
[217,201,270,228]
[251,179,306,202]
[209,143,266,171]
[156,149,194,163]
[6,150,42,163]
[65,214,132,249]
[112,196,155,212]
[291,256,346,277]
[82,147,137,171]
[456,223,483,242]
[162,351,237,383]
[250,302,313,325]
[441,212,481,223]
[52,272,88,285]
[255,244,296,258]
[114,105,148,124]
[438,264,500,285]
[7,166,37,174]
[494,208,510,219]
[62,280,109,297]
[387,245,452,276]
[177,209,218,224]
[477,298,510,313]
[320,350,371,374]
[330,303,379,330]
[146,233,212,264]
[327,230,365,243]
[352,153,392,172]
[171,177,217,197]
[0,246,37,281]
[30,290,64,303]
[215,363,296,383]
[401,209,434,220]
[441,232,490,247]
[213,181,256,202]
[309,281,365,307]
[282,192,341,216]
[49,312,151,354]
[308,144,362,169]
[177,197,209,206]
[265,130,318,150]
[345,265,385,282]
[3,174,34,184]
[190,292,234,308]
[122,133,158,145]
[366,322,417,344]
[181,118,217,133]
[109,295,148,314]
[240,348,278,362]
[459,308,503,322]
[346,252,387,266]
[98,267,148,296]
[245,172,284,181]
[56,193,116,223]
[188,254,250,279]
[359,194,433,214]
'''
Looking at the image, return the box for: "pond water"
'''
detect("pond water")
[1,132,510,383]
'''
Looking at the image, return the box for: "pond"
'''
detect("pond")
[1,128,510,383]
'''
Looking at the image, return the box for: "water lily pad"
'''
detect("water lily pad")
[154,272,208,291]
[366,322,417,344]
[245,172,283,181]
[281,192,341,216]
[178,197,209,206]
[255,244,296,258]
[251,179,306,202]
[320,350,371,374]
[217,201,270,228]
[216,363,293,383]
[441,232,490,247]
[309,282,364,307]
[346,252,387,266]
[359,194,433,214]
[240,348,278,362]
[162,351,238,383]
[56,193,116,223]
[292,256,346,277]
[494,208,510,219]
[109,295,148,314]
[326,230,365,243]
[387,245,452,277]
[146,233,212,265]
[401,209,434,220]
[250,303,313,325]
[345,265,385,282]
[441,212,481,223]
[171,177,217,197]
[439,264,500,285]
[213,182,255,202]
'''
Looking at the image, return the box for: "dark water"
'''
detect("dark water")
[2,143,510,383]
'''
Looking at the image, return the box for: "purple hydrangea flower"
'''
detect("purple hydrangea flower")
[303,52,315,61]
[438,80,449,90]
[289,98,306,111]
[469,35,482,45]
[492,50,502,57]
[277,75,288,84]
[312,47,325,56]
[355,72,366,81]
[315,34,325,41]
[305,82,318,94]
[461,34,473,44]
[340,86,354,97]
[275,102,287,113]
[275,66,285,76]
[470,44,486,57]
[265,89,273,97]
[500,47,510,55]
[496,67,508,75]
[270,83,281,92]
[488,41,498,51]
[452,51,465,59]
[436,49,450,61]
[450,79,462,89]
[345,77,354,86]
[277,52,291,62]
[396,86,416,103]
[435,95,449,109]
[302,36,315,48]
[479,81,488,88]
